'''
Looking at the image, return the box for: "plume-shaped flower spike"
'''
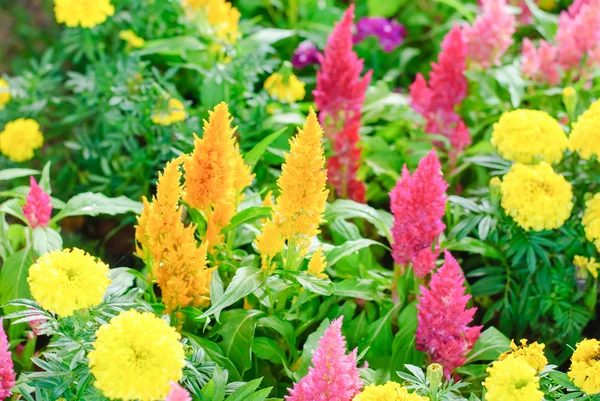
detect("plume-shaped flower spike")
[22,176,52,229]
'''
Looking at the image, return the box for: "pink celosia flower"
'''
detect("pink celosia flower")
[285,318,362,401]
[464,0,516,69]
[555,0,600,71]
[521,39,561,86]
[416,251,482,377]
[0,322,16,399]
[389,149,448,277]
[511,0,532,24]
[166,382,192,401]
[22,176,52,229]
[314,4,372,203]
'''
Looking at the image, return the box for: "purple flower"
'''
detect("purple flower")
[354,17,406,52]
[292,40,321,69]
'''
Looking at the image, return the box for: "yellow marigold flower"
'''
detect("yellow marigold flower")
[152,97,186,126]
[0,118,43,163]
[307,247,327,279]
[28,248,110,317]
[569,99,600,160]
[119,30,145,48]
[136,158,213,312]
[568,338,600,395]
[353,382,429,401]
[89,310,185,401]
[491,109,567,164]
[0,78,10,110]
[583,194,600,253]
[183,0,240,45]
[484,357,543,401]
[264,72,306,104]
[498,339,548,372]
[574,255,599,279]
[53,0,115,28]
[500,162,573,231]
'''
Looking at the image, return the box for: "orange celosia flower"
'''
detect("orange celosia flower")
[135,157,213,313]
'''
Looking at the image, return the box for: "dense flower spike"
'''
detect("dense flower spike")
[491,109,567,164]
[389,149,448,277]
[484,357,544,401]
[569,99,600,160]
[568,338,600,395]
[0,78,10,110]
[416,251,482,376]
[521,39,561,86]
[500,163,573,231]
[166,382,192,401]
[89,310,185,401]
[285,318,362,401]
[352,382,428,401]
[314,5,372,203]
[498,339,548,372]
[555,0,600,71]
[152,97,186,126]
[0,323,16,400]
[354,17,406,52]
[409,26,470,157]
[307,247,327,279]
[463,0,515,69]
[0,118,44,163]
[264,72,306,103]
[583,194,600,252]
[292,41,321,69]
[53,0,115,28]
[136,158,212,312]
[28,248,111,317]
[22,176,53,229]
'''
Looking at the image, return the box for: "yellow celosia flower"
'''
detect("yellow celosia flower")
[136,158,213,312]
[0,118,43,162]
[183,0,240,45]
[0,78,10,109]
[583,194,600,253]
[89,310,185,401]
[500,162,573,231]
[498,339,548,372]
[255,219,285,270]
[568,338,600,395]
[53,0,115,28]
[152,97,186,126]
[491,109,567,164]
[264,73,306,104]
[119,30,145,48]
[569,99,600,161]
[183,102,253,248]
[28,248,110,317]
[352,382,429,401]
[307,247,327,279]
[574,255,599,279]
[484,357,543,401]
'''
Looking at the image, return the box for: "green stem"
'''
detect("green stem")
[285,240,299,271]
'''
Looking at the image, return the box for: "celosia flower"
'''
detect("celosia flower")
[491,109,567,164]
[353,382,428,401]
[463,0,515,69]
[583,193,600,253]
[264,72,306,103]
[53,0,115,28]
[166,382,192,401]
[484,357,544,401]
[136,158,213,312]
[152,97,186,126]
[119,30,145,48]
[28,248,111,317]
[0,323,16,400]
[0,118,43,162]
[307,247,327,279]
[568,338,600,395]
[354,17,406,52]
[390,149,448,277]
[314,5,372,203]
[22,176,53,229]
[500,163,573,231]
[498,339,548,372]
[0,78,10,110]
[416,251,482,377]
[285,318,362,401]
[292,40,321,69]
[569,99,600,160]
[89,310,185,401]
[521,39,561,86]
[574,255,599,279]
[511,0,533,24]
[555,0,600,71]
[255,219,285,270]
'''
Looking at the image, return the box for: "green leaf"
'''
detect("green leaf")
[294,318,330,380]
[367,0,405,17]
[293,273,332,295]
[225,378,264,401]
[52,192,142,221]
[524,0,559,41]
[215,309,262,376]
[327,239,387,267]
[0,169,39,182]
[38,162,52,195]
[444,237,504,260]
[258,315,297,349]
[361,304,401,369]
[200,267,265,319]
[135,36,206,56]
[434,0,476,23]
[252,337,289,366]
[391,304,425,379]
[471,275,506,297]
[0,247,34,306]
[221,207,272,234]
[332,278,377,300]
[246,29,294,45]
[0,199,27,224]
[464,327,510,364]
[325,200,392,240]
[32,227,62,257]
[191,336,242,381]
[244,127,287,167]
